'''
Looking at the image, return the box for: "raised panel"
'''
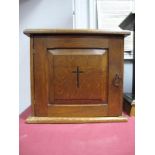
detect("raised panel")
[47,49,108,105]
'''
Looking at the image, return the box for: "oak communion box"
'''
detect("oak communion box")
[24,29,130,123]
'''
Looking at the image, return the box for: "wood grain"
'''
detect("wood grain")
[24,29,130,37]
[130,105,135,116]
[33,37,48,116]
[30,37,35,116]
[108,37,124,116]
[46,36,109,49]
[48,104,108,117]
[26,115,128,124]
[48,49,108,104]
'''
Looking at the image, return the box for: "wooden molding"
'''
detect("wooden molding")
[24,29,130,37]
[26,116,128,124]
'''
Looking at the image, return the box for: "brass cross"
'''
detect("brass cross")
[72,66,84,88]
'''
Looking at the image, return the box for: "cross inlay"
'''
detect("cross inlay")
[72,66,84,88]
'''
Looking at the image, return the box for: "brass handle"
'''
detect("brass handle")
[113,73,121,87]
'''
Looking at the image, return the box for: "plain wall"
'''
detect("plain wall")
[19,0,73,113]
[124,61,133,93]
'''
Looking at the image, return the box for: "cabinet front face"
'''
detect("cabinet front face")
[33,36,124,117]
[48,49,108,105]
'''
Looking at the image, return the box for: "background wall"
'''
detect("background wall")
[19,0,73,113]
[124,61,133,92]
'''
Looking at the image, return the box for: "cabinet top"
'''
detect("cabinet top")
[24,29,130,37]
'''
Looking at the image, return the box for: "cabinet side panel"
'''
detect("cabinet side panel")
[108,37,124,116]
[30,37,35,116]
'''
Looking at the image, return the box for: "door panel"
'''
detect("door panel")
[47,49,108,105]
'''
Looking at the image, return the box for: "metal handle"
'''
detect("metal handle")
[113,73,121,87]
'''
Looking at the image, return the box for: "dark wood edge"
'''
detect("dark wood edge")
[30,37,35,116]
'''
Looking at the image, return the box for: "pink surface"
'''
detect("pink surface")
[19,108,135,155]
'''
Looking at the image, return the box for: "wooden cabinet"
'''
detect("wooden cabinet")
[24,29,130,123]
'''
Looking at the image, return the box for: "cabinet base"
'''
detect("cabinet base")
[26,116,128,124]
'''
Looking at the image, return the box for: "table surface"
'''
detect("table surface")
[19,107,135,155]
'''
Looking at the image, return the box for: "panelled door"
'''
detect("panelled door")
[33,36,124,117]
[47,49,108,105]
